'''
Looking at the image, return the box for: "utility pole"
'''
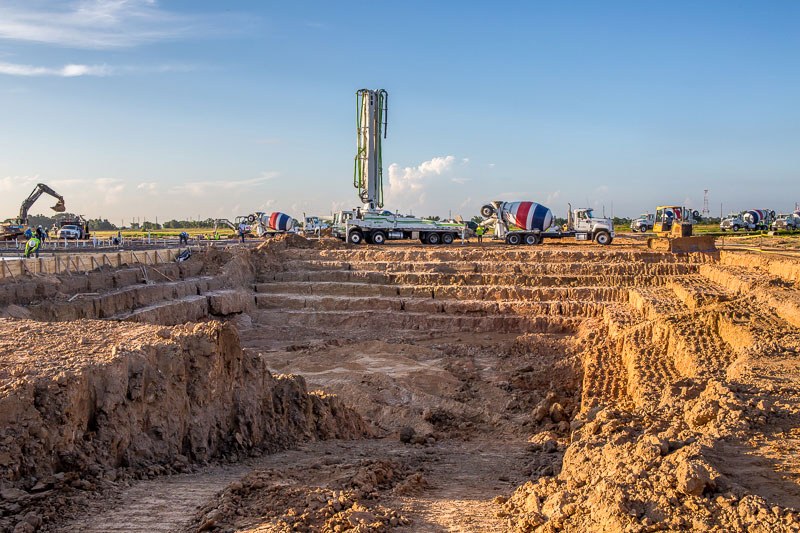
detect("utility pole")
[702,189,710,217]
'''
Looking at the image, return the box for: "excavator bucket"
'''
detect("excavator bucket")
[52,200,66,212]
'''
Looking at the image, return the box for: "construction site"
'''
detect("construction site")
[1,234,799,532]
[2,67,800,533]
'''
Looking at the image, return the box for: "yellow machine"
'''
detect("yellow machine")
[653,205,697,235]
[649,205,715,252]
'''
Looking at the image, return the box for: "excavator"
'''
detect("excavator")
[1,183,66,240]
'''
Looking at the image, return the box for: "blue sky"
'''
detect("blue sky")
[0,1,798,224]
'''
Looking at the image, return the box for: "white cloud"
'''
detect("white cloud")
[0,61,110,77]
[546,190,561,204]
[596,185,609,194]
[0,0,209,49]
[451,177,470,185]
[169,172,279,196]
[388,155,455,196]
[0,175,37,193]
[137,181,158,194]
[95,177,125,204]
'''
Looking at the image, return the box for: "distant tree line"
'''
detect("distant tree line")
[161,218,217,229]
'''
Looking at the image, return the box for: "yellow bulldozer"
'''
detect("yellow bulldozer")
[648,205,716,253]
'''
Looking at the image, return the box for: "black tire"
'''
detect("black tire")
[426,232,441,245]
[480,204,495,218]
[732,225,740,232]
[442,233,454,245]
[595,231,612,245]
[524,233,540,245]
[247,215,255,224]
[640,226,648,233]
[371,231,386,245]
[506,233,521,245]
[348,230,364,245]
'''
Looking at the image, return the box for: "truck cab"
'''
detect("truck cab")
[772,213,800,231]
[302,216,331,234]
[567,207,615,244]
[720,212,745,232]
[630,213,654,232]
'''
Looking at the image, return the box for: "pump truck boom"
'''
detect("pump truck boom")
[332,89,470,245]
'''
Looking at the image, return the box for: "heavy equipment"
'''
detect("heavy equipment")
[56,215,90,239]
[653,206,700,234]
[1,183,66,240]
[479,201,615,245]
[302,215,331,235]
[331,89,470,245]
[720,209,775,232]
[771,212,800,231]
[251,211,297,237]
[630,213,654,232]
[649,205,715,253]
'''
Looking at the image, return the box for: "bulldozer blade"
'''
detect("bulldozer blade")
[647,235,717,254]
[52,201,66,212]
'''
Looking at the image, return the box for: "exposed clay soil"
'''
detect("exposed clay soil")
[1,234,800,532]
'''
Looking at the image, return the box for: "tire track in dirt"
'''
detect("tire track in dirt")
[62,464,252,532]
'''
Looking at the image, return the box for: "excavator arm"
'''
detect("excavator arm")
[18,183,65,224]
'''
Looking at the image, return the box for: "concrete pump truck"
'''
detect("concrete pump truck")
[331,89,470,245]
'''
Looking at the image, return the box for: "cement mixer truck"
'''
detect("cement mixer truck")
[479,201,615,245]
[252,211,297,237]
[720,209,775,231]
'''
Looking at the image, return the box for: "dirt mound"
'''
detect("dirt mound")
[188,452,416,531]
[501,379,798,532]
[0,318,368,532]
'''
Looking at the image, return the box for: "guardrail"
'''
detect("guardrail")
[0,248,182,279]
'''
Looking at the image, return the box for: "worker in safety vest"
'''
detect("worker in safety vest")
[475,225,485,243]
[24,236,41,258]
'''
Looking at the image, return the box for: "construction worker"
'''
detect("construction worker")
[238,222,247,243]
[23,227,33,239]
[179,231,189,245]
[476,225,485,243]
[24,235,41,258]
[36,225,47,245]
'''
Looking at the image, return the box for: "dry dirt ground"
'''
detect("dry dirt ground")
[1,235,800,532]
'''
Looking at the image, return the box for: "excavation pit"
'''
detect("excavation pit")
[1,238,800,531]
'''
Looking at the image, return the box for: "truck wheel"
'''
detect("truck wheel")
[371,231,386,245]
[595,231,612,245]
[348,230,364,245]
[524,234,540,245]
[480,205,495,218]
[639,226,647,233]
[732,225,740,232]
[442,233,454,245]
[506,234,521,245]
[426,233,441,245]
